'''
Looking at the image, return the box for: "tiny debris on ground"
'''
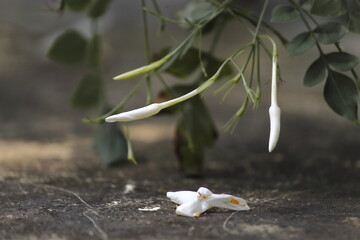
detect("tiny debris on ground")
[138,207,161,212]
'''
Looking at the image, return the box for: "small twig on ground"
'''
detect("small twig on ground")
[30,183,109,239]
[188,226,195,237]
[83,210,109,240]
[222,211,239,235]
[35,183,93,209]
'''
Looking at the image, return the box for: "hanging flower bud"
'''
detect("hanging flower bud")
[105,103,162,122]
[268,48,281,152]
[113,55,172,80]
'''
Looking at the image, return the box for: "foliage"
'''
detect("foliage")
[47,0,130,166]
[47,0,360,175]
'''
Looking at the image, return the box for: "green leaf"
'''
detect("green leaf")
[324,71,358,121]
[47,29,87,65]
[297,0,315,11]
[314,22,347,44]
[156,48,199,78]
[177,0,220,34]
[88,0,112,19]
[325,52,359,72]
[71,73,102,109]
[203,52,233,77]
[174,92,217,177]
[154,47,232,78]
[270,5,299,22]
[286,32,315,56]
[348,11,360,34]
[66,0,91,12]
[304,57,327,87]
[86,35,102,67]
[93,123,128,166]
[310,0,346,17]
[178,0,217,25]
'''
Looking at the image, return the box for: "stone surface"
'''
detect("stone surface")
[0,114,359,240]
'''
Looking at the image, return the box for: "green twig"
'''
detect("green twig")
[83,79,146,123]
[141,0,153,104]
[150,0,166,32]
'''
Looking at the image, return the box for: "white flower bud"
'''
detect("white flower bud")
[268,49,281,152]
[105,103,162,122]
[268,105,281,152]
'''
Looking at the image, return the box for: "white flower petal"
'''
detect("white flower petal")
[175,199,210,217]
[197,187,212,198]
[268,105,281,152]
[208,194,250,211]
[166,191,198,205]
[105,103,162,122]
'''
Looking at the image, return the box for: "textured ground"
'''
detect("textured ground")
[0,113,359,240]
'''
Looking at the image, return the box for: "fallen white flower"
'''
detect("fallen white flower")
[167,187,249,217]
[123,183,136,194]
[138,206,161,212]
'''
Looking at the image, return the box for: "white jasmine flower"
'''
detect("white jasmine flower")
[167,187,249,217]
[268,49,281,152]
[268,105,281,152]
[105,103,162,122]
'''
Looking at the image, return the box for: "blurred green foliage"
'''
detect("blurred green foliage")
[47,0,360,175]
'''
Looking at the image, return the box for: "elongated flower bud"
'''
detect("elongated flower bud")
[105,103,162,122]
[113,55,171,80]
[268,50,281,152]
[268,105,281,152]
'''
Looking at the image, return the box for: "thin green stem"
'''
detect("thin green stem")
[252,0,270,42]
[143,7,189,26]
[141,0,153,104]
[197,14,227,80]
[124,124,137,164]
[198,30,208,77]
[208,15,227,54]
[150,0,165,31]
[84,79,146,123]
[231,7,287,44]
[256,40,261,105]
[89,19,108,110]
[141,1,151,62]
[258,39,283,84]
[154,71,177,98]
[258,35,279,106]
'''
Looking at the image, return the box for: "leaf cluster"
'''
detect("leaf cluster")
[271,0,360,122]
[47,0,129,166]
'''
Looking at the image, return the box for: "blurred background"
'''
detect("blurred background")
[0,1,360,239]
[0,0,359,176]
